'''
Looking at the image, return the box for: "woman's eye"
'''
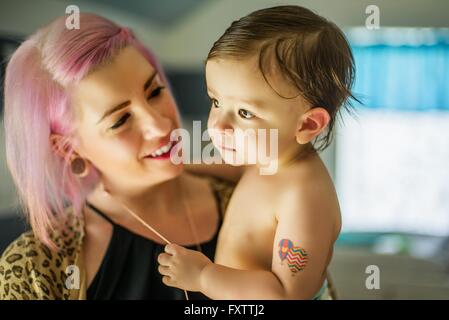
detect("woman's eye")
[211,98,220,108]
[147,86,165,100]
[238,109,255,119]
[110,113,130,130]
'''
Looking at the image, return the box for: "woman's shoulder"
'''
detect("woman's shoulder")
[189,173,236,216]
[0,207,85,299]
[208,176,236,205]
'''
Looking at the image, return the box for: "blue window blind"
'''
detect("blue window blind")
[349,28,449,111]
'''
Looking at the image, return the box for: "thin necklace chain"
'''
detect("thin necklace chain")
[103,177,202,300]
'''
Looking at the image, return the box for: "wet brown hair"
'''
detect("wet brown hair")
[207,5,359,151]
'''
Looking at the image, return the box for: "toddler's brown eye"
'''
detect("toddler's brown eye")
[211,99,220,108]
[238,109,255,119]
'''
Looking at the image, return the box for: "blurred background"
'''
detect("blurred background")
[0,0,448,299]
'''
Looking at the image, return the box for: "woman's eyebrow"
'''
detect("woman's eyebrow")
[143,71,158,91]
[97,71,158,124]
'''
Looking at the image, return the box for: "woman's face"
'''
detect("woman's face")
[69,46,182,190]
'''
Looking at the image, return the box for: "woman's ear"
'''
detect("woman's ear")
[295,107,330,144]
[50,134,73,159]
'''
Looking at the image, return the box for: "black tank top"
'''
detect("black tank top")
[85,184,225,300]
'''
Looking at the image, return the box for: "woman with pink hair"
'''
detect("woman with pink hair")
[0,13,234,299]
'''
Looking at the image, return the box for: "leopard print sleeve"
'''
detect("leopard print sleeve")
[0,231,59,299]
[0,208,85,300]
[208,176,236,217]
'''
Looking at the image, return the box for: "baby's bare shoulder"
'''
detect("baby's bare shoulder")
[275,156,340,221]
[277,154,333,190]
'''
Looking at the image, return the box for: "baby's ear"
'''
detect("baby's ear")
[295,107,330,144]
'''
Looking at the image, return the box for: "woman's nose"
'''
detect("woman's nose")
[140,108,172,140]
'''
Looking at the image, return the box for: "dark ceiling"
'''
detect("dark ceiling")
[92,0,207,27]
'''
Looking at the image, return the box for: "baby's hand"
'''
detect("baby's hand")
[157,243,212,292]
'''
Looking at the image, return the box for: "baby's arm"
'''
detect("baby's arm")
[158,182,337,299]
[185,163,245,183]
[200,183,336,299]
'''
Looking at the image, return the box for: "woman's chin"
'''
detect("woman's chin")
[164,161,184,177]
[142,159,184,180]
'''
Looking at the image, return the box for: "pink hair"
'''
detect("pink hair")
[3,13,165,250]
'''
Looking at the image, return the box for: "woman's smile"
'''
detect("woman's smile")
[143,140,178,160]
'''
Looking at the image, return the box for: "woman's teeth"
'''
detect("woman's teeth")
[149,141,173,157]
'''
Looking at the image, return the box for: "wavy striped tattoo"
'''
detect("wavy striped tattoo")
[278,238,308,275]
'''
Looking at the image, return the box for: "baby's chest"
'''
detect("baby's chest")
[214,180,277,269]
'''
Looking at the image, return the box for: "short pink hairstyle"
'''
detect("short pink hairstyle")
[3,13,165,250]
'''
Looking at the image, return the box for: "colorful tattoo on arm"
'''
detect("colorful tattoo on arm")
[278,239,308,275]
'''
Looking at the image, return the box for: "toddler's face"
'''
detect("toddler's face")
[205,55,310,167]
